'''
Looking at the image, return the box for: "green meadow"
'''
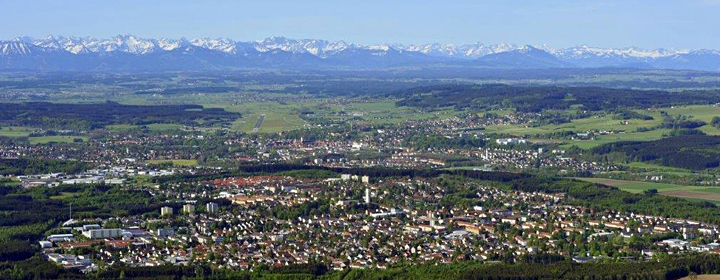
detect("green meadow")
[146,159,198,166]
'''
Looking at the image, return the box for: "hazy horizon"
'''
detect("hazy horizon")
[3,34,716,52]
[1,0,719,49]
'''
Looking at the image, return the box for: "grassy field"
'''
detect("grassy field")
[205,99,458,133]
[334,101,458,125]
[624,162,690,172]
[3,95,459,135]
[579,177,706,193]
[145,123,183,131]
[50,192,82,200]
[237,102,720,142]
[0,126,40,137]
[11,92,720,151]
[482,104,720,149]
[28,136,87,144]
[106,124,140,131]
[560,129,670,149]
[146,159,198,166]
[659,105,720,135]
[621,162,699,177]
[106,123,184,131]
[677,275,720,280]
[579,177,720,203]
[204,101,308,133]
[484,111,661,135]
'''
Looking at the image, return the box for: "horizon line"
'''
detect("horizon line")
[1,34,711,52]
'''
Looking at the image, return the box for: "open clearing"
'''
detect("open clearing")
[578,178,706,193]
[206,99,457,133]
[50,192,82,200]
[146,159,198,166]
[205,101,307,133]
[579,177,720,203]
[483,104,720,149]
[678,275,720,280]
[663,190,720,203]
[29,136,87,144]
[0,126,40,137]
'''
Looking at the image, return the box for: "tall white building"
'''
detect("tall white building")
[160,206,173,216]
[206,202,218,213]
[361,175,370,184]
[364,188,371,205]
[183,204,195,214]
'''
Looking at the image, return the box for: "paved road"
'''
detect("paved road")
[252,114,266,132]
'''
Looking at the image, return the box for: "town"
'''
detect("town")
[25,169,720,273]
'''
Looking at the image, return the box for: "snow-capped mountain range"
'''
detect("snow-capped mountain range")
[1,35,719,71]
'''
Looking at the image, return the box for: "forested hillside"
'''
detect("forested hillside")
[0,102,240,129]
[395,85,720,112]
[592,135,720,170]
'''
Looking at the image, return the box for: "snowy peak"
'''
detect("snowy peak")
[9,35,706,60]
[1,35,719,71]
[253,37,356,58]
[555,45,688,59]
[0,40,38,56]
[86,35,158,54]
[396,42,525,59]
[30,35,160,54]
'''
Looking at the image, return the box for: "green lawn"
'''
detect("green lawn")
[231,111,306,133]
[695,188,720,195]
[483,111,675,149]
[145,123,183,131]
[577,177,720,204]
[481,104,720,149]
[559,129,670,149]
[579,178,707,193]
[106,124,140,131]
[207,99,458,133]
[485,113,663,140]
[662,105,720,135]
[50,192,83,200]
[308,101,459,126]
[622,162,696,176]
[0,126,40,137]
[29,136,87,144]
[107,123,183,131]
[205,101,308,133]
[484,111,662,136]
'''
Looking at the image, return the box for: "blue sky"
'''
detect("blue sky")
[0,0,718,49]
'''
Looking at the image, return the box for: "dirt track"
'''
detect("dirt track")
[677,275,720,280]
[588,179,637,186]
[662,190,720,201]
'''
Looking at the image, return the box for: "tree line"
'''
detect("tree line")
[394,84,720,112]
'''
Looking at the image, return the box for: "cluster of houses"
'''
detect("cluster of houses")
[473,147,616,173]
[40,173,720,273]
[16,166,180,188]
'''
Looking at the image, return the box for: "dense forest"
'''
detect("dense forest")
[2,253,720,279]
[592,135,720,170]
[394,84,720,112]
[0,101,240,129]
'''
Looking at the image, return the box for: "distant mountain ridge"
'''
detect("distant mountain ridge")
[1,35,719,71]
